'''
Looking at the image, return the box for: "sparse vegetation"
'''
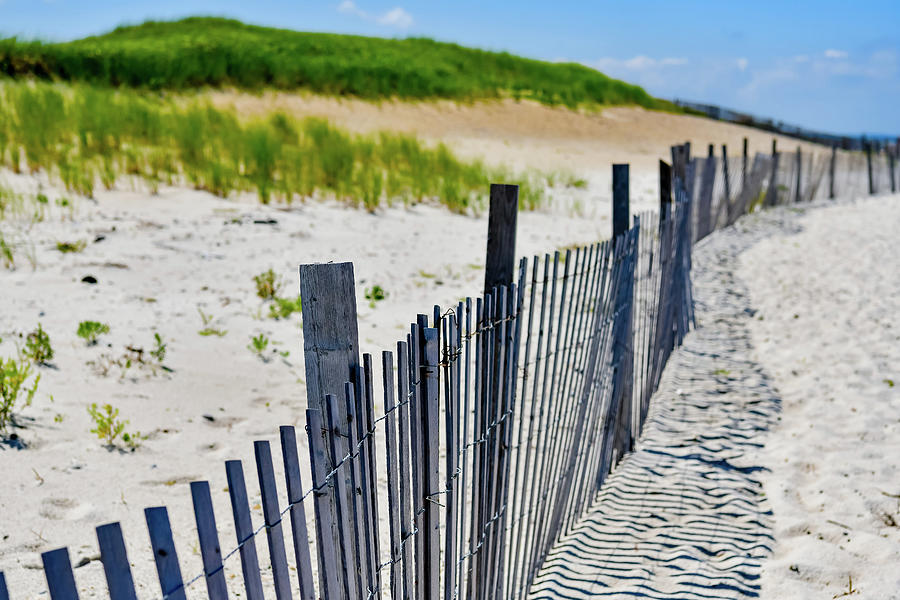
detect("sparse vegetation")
[253,269,283,301]
[268,295,302,320]
[77,320,110,345]
[87,402,143,449]
[0,81,548,212]
[197,307,227,337]
[0,17,673,111]
[55,240,86,253]
[23,323,53,365]
[149,332,166,364]
[0,354,40,432]
[249,333,269,357]
[365,285,387,309]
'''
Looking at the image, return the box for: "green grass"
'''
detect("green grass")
[0,80,548,211]
[0,17,675,111]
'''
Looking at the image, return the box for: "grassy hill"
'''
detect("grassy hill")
[0,17,671,110]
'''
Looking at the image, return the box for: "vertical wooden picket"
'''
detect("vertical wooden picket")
[42,548,79,600]
[225,460,265,600]
[254,441,293,600]
[96,522,138,600]
[145,507,186,600]
[188,482,228,600]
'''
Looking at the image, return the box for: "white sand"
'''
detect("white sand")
[739,196,900,598]
[0,165,631,597]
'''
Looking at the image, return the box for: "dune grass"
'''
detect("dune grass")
[0,81,548,211]
[0,17,676,112]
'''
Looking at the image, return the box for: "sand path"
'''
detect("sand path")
[532,196,900,599]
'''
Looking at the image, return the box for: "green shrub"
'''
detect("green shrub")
[249,333,269,356]
[365,285,387,309]
[0,356,40,432]
[253,268,283,301]
[87,402,143,448]
[56,240,86,253]
[77,320,110,345]
[268,295,302,320]
[23,323,53,364]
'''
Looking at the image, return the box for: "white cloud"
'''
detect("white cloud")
[590,55,689,71]
[736,58,749,71]
[337,1,413,29]
[824,49,848,59]
[377,7,413,28]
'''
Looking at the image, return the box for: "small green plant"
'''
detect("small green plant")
[87,403,128,446]
[53,413,65,423]
[77,320,110,345]
[253,269,283,301]
[1,356,41,432]
[55,240,87,253]
[23,323,54,365]
[249,333,270,356]
[365,285,387,308]
[150,333,167,364]
[197,308,227,336]
[269,295,302,320]
[0,234,13,269]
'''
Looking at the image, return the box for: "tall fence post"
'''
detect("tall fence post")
[612,164,629,239]
[794,146,802,203]
[659,160,672,219]
[866,140,875,195]
[299,262,361,598]
[829,145,837,199]
[484,183,519,293]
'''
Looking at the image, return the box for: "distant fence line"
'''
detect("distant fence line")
[1,137,894,600]
[673,98,900,152]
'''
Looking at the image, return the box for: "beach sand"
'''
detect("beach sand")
[740,196,900,599]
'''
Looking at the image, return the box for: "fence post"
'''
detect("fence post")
[742,137,749,189]
[794,146,802,203]
[299,262,360,413]
[612,164,629,238]
[829,145,837,199]
[420,327,441,600]
[721,144,731,204]
[484,183,519,293]
[866,140,875,194]
[889,148,897,193]
[766,139,780,206]
[299,261,361,599]
[707,143,714,158]
[658,160,672,219]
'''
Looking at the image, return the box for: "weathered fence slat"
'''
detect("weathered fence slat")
[362,354,383,597]
[306,409,342,600]
[145,507,186,600]
[326,390,359,600]
[96,522,138,600]
[42,548,79,600]
[253,441,293,600]
[225,460,265,600]
[188,482,228,600]
[279,425,317,600]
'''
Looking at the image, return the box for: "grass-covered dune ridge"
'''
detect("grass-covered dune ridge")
[0,17,671,110]
[0,81,549,211]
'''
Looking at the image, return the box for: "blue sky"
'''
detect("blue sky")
[2,0,898,136]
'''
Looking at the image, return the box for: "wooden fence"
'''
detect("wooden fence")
[1,138,894,600]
